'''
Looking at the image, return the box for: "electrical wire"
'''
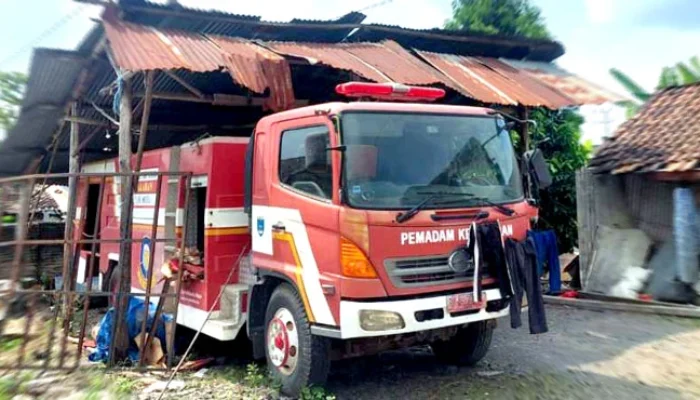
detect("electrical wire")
[0,3,89,69]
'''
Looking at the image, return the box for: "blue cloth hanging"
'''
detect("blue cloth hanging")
[527,230,562,294]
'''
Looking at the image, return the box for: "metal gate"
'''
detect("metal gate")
[0,171,192,371]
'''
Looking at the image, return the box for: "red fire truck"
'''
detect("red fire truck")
[76,82,547,395]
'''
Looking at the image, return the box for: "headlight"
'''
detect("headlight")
[359,310,405,331]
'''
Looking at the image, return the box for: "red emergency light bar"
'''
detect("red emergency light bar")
[335,82,446,101]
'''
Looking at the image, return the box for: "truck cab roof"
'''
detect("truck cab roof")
[255,101,496,131]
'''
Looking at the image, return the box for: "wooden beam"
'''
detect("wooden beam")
[63,116,254,132]
[132,91,310,107]
[163,70,205,99]
[61,103,81,323]
[135,71,155,173]
[113,77,134,365]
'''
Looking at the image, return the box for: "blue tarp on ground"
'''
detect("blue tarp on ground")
[89,297,172,363]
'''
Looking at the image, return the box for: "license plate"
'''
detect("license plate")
[447,292,486,313]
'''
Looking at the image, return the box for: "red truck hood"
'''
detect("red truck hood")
[364,202,534,297]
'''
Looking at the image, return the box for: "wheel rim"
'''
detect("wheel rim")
[266,307,299,376]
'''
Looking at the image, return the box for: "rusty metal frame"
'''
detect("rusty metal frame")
[0,170,193,371]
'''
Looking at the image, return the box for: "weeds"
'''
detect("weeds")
[84,373,107,400]
[111,375,138,398]
[0,337,22,352]
[300,386,337,400]
[243,363,269,387]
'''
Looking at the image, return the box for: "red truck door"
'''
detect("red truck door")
[252,116,341,326]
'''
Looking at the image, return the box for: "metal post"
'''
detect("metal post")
[61,104,80,312]
[138,174,163,367]
[111,77,134,365]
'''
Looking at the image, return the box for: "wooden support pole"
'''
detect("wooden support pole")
[135,71,154,173]
[61,103,80,317]
[111,77,134,364]
[518,106,529,154]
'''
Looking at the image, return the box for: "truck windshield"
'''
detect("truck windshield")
[340,111,523,210]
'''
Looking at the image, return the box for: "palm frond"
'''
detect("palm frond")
[610,68,651,102]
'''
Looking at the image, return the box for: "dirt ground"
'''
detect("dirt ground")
[2,304,700,399]
[327,305,700,400]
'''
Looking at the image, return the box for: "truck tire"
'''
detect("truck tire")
[264,283,330,397]
[431,320,494,366]
[107,265,122,309]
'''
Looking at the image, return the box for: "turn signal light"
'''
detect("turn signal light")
[335,82,446,101]
[340,237,378,279]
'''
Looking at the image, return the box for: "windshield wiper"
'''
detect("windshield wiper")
[464,193,515,216]
[417,191,516,217]
[396,194,440,224]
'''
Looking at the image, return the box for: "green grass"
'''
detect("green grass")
[0,337,22,352]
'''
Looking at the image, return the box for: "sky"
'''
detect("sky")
[0,0,698,143]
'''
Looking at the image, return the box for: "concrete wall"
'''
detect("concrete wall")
[576,170,694,289]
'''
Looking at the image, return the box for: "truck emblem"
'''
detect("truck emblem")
[257,217,265,237]
[447,248,472,273]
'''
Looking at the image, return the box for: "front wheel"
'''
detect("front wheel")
[431,320,494,366]
[264,283,330,397]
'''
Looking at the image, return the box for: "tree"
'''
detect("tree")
[445,0,551,39]
[611,56,700,116]
[0,71,27,139]
[446,0,586,252]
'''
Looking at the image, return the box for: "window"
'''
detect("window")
[185,186,207,255]
[279,125,332,199]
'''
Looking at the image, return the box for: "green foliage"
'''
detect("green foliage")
[243,363,269,387]
[0,337,22,352]
[111,376,138,398]
[0,71,27,135]
[530,109,590,253]
[445,0,586,252]
[611,55,700,116]
[445,0,551,39]
[300,386,337,400]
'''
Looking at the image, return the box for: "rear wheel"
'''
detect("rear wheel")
[431,320,494,366]
[264,283,330,397]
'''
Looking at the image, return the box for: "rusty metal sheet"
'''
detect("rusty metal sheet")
[416,51,576,108]
[591,84,700,174]
[267,42,390,83]
[103,18,295,111]
[104,17,223,72]
[416,51,510,105]
[502,59,626,105]
[209,36,295,111]
[342,41,444,86]
[266,41,444,86]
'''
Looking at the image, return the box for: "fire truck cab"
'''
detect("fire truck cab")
[80,83,541,396]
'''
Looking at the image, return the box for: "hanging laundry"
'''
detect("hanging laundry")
[476,222,514,304]
[673,187,699,285]
[504,238,548,334]
[527,230,562,294]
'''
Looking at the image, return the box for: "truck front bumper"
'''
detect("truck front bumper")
[311,288,508,339]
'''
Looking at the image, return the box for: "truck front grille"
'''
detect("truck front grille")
[384,255,473,288]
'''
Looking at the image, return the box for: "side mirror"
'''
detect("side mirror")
[525,148,552,190]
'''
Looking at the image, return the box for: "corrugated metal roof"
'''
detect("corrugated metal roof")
[104,17,223,72]
[590,83,700,175]
[416,50,623,108]
[417,50,573,107]
[266,41,444,86]
[503,59,627,105]
[104,17,295,110]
